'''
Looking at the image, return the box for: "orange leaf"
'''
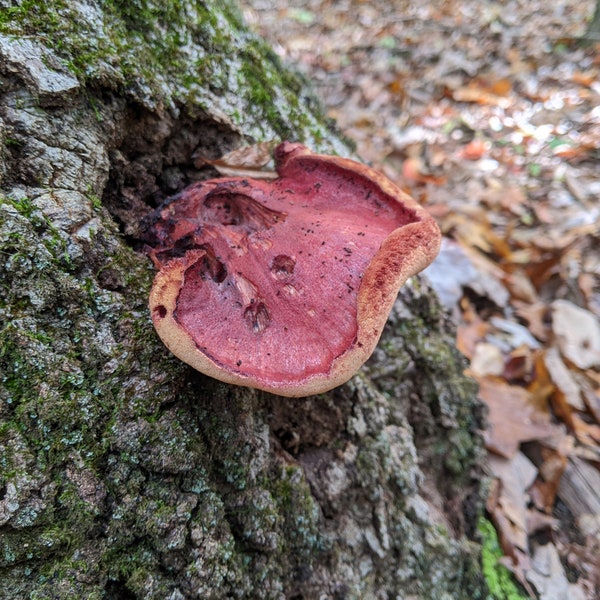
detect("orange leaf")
[451,79,511,107]
[401,157,446,185]
[459,138,489,160]
[571,71,598,87]
[527,351,555,412]
[489,77,512,97]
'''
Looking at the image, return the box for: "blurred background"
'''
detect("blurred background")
[239,1,600,597]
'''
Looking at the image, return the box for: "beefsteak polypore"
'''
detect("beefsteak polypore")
[146,142,441,397]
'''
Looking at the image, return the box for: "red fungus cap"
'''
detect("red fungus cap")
[147,142,441,397]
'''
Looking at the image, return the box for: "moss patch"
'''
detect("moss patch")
[479,517,529,600]
[0,0,341,147]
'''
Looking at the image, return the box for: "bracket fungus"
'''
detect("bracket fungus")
[146,142,441,397]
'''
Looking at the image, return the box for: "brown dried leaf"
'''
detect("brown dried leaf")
[574,372,600,426]
[571,414,600,445]
[525,508,558,535]
[451,78,511,107]
[528,348,570,418]
[545,381,600,445]
[577,273,597,311]
[529,446,568,513]
[503,346,534,384]
[489,451,538,552]
[194,141,278,179]
[482,182,529,217]
[514,301,551,343]
[443,212,512,258]
[458,138,489,161]
[504,270,539,304]
[478,377,560,458]
[544,347,585,411]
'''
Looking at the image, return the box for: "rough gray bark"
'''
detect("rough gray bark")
[0,1,487,598]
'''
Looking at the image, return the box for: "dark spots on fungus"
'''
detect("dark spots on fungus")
[155,305,167,319]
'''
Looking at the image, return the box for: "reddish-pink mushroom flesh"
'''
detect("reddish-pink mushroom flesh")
[146,142,441,397]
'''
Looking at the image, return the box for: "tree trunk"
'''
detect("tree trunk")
[0,1,487,598]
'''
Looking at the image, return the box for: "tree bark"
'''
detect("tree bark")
[0,1,487,598]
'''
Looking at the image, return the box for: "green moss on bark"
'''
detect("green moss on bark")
[0,1,486,597]
[0,0,340,148]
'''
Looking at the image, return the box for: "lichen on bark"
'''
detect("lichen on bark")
[0,1,487,598]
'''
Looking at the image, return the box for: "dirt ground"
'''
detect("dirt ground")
[239,1,600,597]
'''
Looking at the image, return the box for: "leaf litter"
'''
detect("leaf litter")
[239,0,600,596]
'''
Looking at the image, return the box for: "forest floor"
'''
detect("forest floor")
[239,0,600,597]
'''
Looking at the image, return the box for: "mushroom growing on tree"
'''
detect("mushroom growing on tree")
[145,142,441,397]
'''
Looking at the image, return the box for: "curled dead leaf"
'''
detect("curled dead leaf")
[193,141,278,179]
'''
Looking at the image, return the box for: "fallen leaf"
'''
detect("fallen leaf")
[443,212,512,258]
[514,301,551,343]
[478,377,560,458]
[571,70,599,88]
[504,269,539,304]
[194,141,278,179]
[469,342,505,377]
[401,156,447,185]
[451,78,511,107]
[525,508,558,535]
[544,347,585,411]
[571,414,600,445]
[527,542,586,600]
[527,351,556,413]
[489,77,512,96]
[456,310,489,360]
[529,445,568,513]
[551,300,600,369]
[503,346,534,384]
[489,317,542,351]
[424,237,510,311]
[459,138,489,160]
[577,273,597,310]
[574,371,600,425]
[489,451,538,552]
